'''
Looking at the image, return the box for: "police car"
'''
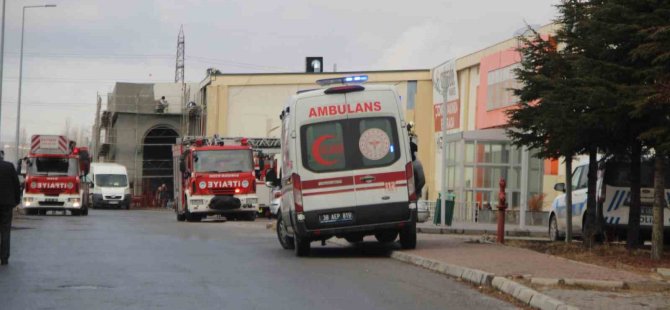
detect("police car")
[548,158,670,241]
[273,75,418,256]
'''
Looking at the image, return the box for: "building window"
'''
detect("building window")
[486,63,521,111]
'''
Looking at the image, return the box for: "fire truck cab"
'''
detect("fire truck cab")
[19,135,90,216]
[173,136,262,222]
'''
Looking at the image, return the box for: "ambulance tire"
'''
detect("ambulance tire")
[294,234,311,257]
[276,213,294,250]
[345,235,364,244]
[399,222,417,249]
[375,231,398,244]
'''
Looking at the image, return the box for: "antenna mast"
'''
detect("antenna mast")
[175,25,185,83]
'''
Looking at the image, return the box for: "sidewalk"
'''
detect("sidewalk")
[397,233,670,309]
[418,221,548,238]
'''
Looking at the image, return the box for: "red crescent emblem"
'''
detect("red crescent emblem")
[312,135,337,166]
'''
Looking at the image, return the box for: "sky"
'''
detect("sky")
[0,0,560,146]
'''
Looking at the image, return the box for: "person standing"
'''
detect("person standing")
[0,150,21,265]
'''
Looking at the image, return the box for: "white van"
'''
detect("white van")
[549,159,670,241]
[88,163,131,209]
[274,75,417,256]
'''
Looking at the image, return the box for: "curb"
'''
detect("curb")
[390,251,578,310]
[417,226,547,238]
[529,277,627,289]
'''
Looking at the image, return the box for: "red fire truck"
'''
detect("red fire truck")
[172,136,280,222]
[19,135,91,216]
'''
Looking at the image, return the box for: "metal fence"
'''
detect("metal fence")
[423,200,550,226]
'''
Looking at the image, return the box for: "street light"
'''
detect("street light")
[14,4,56,160]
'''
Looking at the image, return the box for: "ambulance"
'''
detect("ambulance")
[549,158,670,241]
[274,75,417,256]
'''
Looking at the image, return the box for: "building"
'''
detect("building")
[430,24,561,224]
[199,70,438,197]
[94,82,198,200]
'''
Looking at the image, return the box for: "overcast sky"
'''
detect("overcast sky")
[0,0,559,144]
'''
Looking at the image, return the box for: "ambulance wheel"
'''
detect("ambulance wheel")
[294,234,311,257]
[345,235,364,244]
[399,222,417,249]
[276,213,294,250]
[375,231,398,244]
[176,212,186,222]
[549,214,560,241]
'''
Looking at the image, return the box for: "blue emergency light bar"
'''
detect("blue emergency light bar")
[316,75,368,86]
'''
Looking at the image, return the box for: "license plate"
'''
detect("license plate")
[109,201,119,204]
[319,212,354,224]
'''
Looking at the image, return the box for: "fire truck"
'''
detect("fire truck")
[19,135,91,216]
[172,136,280,222]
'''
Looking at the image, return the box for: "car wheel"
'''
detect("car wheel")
[294,234,310,257]
[276,213,295,250]
[375,231,398,244]
[399,221,417,249]
[549,214,560,241]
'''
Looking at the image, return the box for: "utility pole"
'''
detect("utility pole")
[174,25,185,84]
[0,0,6,141]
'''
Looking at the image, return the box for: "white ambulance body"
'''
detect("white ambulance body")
[549,159,670,241]
[276,76,417,256]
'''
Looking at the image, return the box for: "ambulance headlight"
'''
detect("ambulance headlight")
[198,181,207,189]
[242,180,250,188]
[67,182,74,189]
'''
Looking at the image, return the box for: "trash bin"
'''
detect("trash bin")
[433,193,455,226]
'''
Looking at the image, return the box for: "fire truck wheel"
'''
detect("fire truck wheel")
[176,212,186,222]
[399,222,417,249]
[276,213,294,250]
[294,234,311,257]
[243,212,257,221]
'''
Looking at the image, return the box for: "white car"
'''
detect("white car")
[269,197,281,216]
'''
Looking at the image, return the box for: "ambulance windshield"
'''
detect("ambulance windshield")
[195,150,253,173]
[28,157,78,176]
[96,174,128,187]
[301,117,400,173]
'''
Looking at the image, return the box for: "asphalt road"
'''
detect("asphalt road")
[0,210,513,310]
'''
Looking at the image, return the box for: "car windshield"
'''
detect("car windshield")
[96,174,128,187]
[605,161,670,188]
[28,157,78,176]
[194,150,253,173]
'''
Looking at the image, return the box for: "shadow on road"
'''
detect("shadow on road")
[306,241,397,259]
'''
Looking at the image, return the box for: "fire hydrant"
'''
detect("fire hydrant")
[497,177,507,244]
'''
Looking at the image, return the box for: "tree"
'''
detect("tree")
[625,0,670,260]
